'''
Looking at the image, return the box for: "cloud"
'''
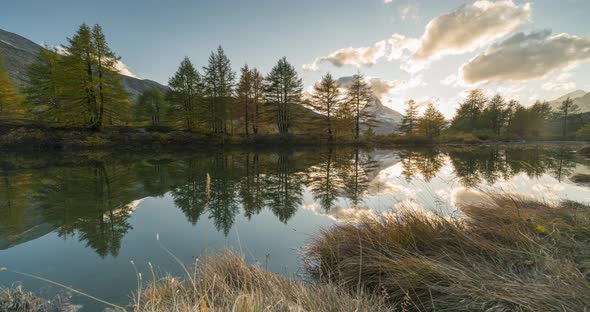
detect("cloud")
[461,30,590,84]
[542,72,576,91]
[336,75,423,100]
[413,0,531,60]
[303,40,387,71]
[115,60,138,78]
[399,4,418,21]
[384,0,394,3]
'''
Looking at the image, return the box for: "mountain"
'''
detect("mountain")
[366,98,403,134]
[549,89,590,113]
[0,28,167,99]
[335,76,403,134]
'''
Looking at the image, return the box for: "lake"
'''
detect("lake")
[1,145,588,310]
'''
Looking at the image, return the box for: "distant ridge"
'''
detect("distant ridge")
[549,89,590,113]
[0,28,168,100]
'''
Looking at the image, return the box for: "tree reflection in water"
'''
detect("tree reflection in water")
[0,146,584,256]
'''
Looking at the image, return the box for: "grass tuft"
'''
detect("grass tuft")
[304,194,590,311]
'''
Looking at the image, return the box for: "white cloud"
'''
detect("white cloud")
[413,0,531,60]
[303,40,387,72]
[115,60,138,78]
[462,30,590,84]
[542,72,576,91]
[399,4,418,21]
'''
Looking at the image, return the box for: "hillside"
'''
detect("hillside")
[549,89,590,113]
[0,28,168,100]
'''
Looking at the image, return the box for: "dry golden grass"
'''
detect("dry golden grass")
[133,251,389,312]
[304,194,590,311]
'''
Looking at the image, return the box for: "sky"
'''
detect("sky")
[3,0,590,117]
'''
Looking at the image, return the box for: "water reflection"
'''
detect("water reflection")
[0,145,587,257]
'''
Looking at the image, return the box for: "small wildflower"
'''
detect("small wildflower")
[536,225,546,234]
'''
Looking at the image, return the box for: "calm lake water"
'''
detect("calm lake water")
[1,145,589,310]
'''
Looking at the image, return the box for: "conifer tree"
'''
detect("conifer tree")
[483,94,506,135]
[310,73,341,141]
[345,74,374,139]
[558,97,580,138]
[238,64,253,136]
[251,68,264,135]
[24,47,63,122]
[203,46,236,134]
[0,57,23,118]
[264,57,303,136]
[168,57,202,130]
[418,102,446,138]
[135,87,166,126]
[451,89,487,131]
[400,99,419,135]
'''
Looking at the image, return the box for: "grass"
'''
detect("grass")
[132,251,388,312]
[304,194,590,311]
[2,194,589,311]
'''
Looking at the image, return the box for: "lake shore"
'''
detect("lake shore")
[1,124,588,151]
[2,194,589,311]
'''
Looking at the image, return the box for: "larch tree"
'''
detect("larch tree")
[237,64,253,136]
[400,99,419,135]
[451,89,487,131]
[558,97,580,138]
[61,23,98,127]
[91,24,129,127]
[61,23,128,129]
[418,102,446,138]
[0,56,23,119]
[483,94,506,135]
[203,46,236,135]
[345,74,374,139]
[135,87,166,126]
[264,57,303,136]
[24,47,64,123]
[310,73,341,142]
[251,68,264,135]
[168,57,202,130]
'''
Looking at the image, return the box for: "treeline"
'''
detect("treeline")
[1,23,589,142]
[399,89,590,141]
[139,54,377,139]
[0,23,378,140]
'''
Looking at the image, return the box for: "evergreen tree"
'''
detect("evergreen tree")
[251,68,264,135]
[451,89,487,131]
[310,73,341,141]
[483,94,506,135]
[92,24,129,127]
[237,64,253,136]
[557,97,580,138]
[418,102,446,138]
[0,56,23,118]
[203,46,236,134]
[345,74,374,139]
[400,99,419,135]
[135,87,166,126]
[24,47,63,122]
[167,57,202,130]
[61,23,129,129]
[264,57,303,136]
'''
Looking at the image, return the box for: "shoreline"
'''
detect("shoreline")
[0,124,588,152]
[2,194,589,311]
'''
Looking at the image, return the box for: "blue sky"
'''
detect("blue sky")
[3,0,590,116]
